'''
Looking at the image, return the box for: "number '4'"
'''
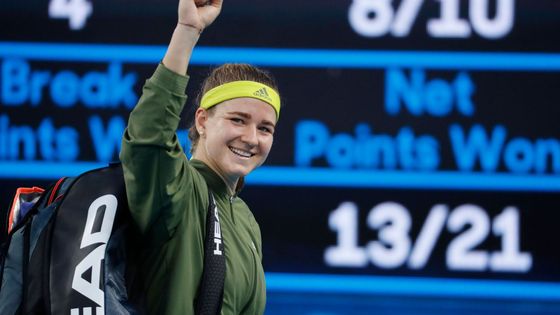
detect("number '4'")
[49,0,92,30]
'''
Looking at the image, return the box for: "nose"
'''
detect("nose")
[241,125,258,147]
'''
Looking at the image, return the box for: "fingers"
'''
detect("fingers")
[194,0,209,7]
[198,0,223,28]
[195,0,221,11]
[209,0,223,8]
[203,0,222,14]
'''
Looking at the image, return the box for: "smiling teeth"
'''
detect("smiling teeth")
[229,147,253,158]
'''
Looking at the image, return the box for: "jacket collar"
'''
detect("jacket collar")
[189,159,238,197]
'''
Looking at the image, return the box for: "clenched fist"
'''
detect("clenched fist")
[178,0,222,33]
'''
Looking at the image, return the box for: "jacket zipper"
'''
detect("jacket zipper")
[229,195,236,225]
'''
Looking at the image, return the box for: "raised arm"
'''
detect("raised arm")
[163,0,223,75]
[120,0,223,233]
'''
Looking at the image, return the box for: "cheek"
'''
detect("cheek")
[204,133,225,155]
[260,137,274,156]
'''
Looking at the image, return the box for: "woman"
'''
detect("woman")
[119,0,280,314]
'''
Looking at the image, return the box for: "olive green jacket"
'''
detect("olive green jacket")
[120,64,266,315]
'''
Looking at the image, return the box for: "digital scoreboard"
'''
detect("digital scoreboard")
[1,0,560,314]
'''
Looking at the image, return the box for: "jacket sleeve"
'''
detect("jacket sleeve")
[119,64,193,236]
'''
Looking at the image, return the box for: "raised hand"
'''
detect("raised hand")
[178,0,223,33]
[162,0,223,75]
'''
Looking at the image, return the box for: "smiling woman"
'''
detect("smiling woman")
[119,0,281,314]
[189,64,279,193]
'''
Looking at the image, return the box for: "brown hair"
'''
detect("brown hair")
[188,64,279,193]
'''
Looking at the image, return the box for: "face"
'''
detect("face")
[194,97,277,185]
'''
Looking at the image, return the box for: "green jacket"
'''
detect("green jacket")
[120,64,266,315]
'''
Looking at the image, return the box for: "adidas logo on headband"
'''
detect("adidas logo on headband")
[253,88,272,102]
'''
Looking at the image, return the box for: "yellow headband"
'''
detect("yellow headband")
[200,81,281,119]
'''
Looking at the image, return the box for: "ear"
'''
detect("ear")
[195,107,209,136]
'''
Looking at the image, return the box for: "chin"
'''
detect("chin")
[226,157,262,178]
[226,165,252,178]
[236,167,254,177]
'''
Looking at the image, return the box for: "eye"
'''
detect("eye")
[230,117,245,124]
[259,126,274,134]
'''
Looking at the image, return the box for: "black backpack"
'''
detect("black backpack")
[0,163,225,315]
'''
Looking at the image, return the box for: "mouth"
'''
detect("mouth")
[229,146,255,158]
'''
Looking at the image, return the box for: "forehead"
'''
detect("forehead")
[215,97,277,122]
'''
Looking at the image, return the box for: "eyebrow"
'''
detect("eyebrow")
[227,111,276,128]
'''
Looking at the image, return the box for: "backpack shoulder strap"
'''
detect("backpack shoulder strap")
[5,176,73,236]
[6,186,44,235]
[0,176,73,315]
[195,189,226,315]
